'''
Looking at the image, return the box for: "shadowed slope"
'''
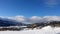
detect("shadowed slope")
[0,18,27,27]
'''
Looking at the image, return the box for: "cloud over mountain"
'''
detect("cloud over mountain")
[0,15,60,24]
[43,16,60,21]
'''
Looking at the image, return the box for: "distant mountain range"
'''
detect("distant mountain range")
[32,21,60,29]
[0,17,60,28]
[0,18,27,27]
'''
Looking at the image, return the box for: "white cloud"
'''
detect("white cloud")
[14,15,26,22]
[44,0,58,7]
[43,16,60,21]
[30,16,43,23]
[0,15,60,23]
[13,16,60,23]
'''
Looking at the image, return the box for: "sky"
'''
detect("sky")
[0,0,60,23]
[0,0,60,17]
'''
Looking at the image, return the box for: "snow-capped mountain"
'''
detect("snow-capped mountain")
[0,18,27,27]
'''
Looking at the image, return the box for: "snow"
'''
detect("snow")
[0,26,60,34]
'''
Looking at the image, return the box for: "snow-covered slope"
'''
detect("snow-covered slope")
[0,26,60,34]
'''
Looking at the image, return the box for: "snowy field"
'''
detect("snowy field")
[0,26,60,34]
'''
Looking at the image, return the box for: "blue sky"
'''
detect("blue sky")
[0,0,60,17]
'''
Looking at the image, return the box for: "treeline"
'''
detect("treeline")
[27,21,60,29]
[0,26,25,31]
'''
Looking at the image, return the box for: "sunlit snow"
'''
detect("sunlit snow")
[0,26,60,34]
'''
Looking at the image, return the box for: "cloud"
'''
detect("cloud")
[13,16,60,23]
[0,15,60,24]
[13,15,26,22]
[44,0,58,7]
[43,16,60,21]
[30,16,43,23]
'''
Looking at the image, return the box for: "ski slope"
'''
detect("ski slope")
[0,26,60,34]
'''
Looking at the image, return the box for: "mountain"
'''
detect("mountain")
[33,21,60,28]
[0,18,27,27]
